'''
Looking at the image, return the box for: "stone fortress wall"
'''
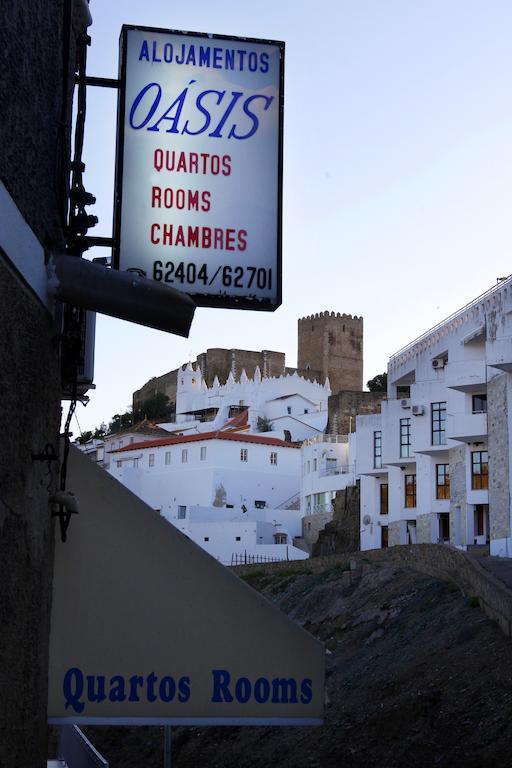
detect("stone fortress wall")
[133,311,365,413]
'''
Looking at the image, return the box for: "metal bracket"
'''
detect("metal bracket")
[75,75,120,89]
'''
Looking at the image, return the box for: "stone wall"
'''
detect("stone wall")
[133,348,287,412]
[133,370,178,412]
[298,311,363,393]
[312,483,360,556]
[488,373,510,540]
[0,1,75,764]
[197,348,285,384]
[302,510,334,551]
[416,512,433,543]
[388,521,401,547]
[327,390,383,435]
[233,543,512,639]
[449,443,467,546]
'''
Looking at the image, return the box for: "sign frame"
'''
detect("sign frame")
[113,25,284,312]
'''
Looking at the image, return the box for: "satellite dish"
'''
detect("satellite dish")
[362,514,372,526]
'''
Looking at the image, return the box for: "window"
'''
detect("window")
[116,460,122,468]
[200,446,207,461]
[165,451,171,465]
[287,406,292,415]
[274,532,287,544]
[133,458,139,468]
[472,394,487,414]
[380,484,388,515]
[235,536,241,541]
[182,448,188,463]
[307,460,311,473]
[119,440,123,449]
[405,475,416,508]
[240,448,248,462]
[255,500,266,509]
[313,458,317,472]
[399,418,411,458]
[305,496,311,514]
[177,505,186,519]
[304,408,309,414]
[149,453,155,467]
[381,525,389,548]
[270,451,277,465]
[471,451,488,490]
[326,458,337,475]
[436,464,450,499]
[373,430,382,468]
[431,402,447,445]
[204,536,209,542]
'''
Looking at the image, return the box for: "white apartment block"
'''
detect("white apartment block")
[356,276,512,557]
[108,430,307,564]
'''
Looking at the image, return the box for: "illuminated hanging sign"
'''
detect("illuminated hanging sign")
[113,26,284,311]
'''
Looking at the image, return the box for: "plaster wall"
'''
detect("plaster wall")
[0,1,74,764]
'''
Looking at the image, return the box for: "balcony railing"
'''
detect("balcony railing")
[311,502,334,515]
[390,275,512,361]
[318,462,354,477]
[303,434,348,446]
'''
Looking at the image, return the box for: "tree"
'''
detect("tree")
[108,410,133,434]
[92,423,107,440]
[77,430,93,444]
[133,392,171,421]
[257,415,272,432]
[367,372,387,392]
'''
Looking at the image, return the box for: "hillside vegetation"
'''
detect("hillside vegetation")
[83,553,512,767]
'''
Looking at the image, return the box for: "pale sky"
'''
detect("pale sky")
[75,0,512,434]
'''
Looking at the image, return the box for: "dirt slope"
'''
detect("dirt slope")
[82,555,512,768]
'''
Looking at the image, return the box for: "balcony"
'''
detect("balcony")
[447,411,487,443]
[487,336,512,372]
[445,359,486,393]
[318,461,354,477]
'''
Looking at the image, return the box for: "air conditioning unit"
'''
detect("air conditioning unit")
[400,398,411,409]
[412,404,424,416]
[432,358,445,369]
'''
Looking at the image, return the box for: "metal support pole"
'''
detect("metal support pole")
[164,726,171,768]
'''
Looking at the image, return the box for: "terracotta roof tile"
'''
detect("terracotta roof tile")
[111,430,299,454]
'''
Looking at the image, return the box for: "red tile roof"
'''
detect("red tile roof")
[111,429,299,453]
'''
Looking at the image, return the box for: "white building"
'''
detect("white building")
[160,361,330,443]
[356,276,512,557]
[75,420,172,470]
[108,429,308,564]
[299,434,356,550]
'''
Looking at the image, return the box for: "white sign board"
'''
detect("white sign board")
[114,26,284,311]
[48,448,324,725]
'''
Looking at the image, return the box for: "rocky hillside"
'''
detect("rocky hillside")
[80,553,512,767]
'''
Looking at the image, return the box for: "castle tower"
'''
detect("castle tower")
[297,312,363,394]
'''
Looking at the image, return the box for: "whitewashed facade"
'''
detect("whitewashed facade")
[160,362,330,443]
[108,431,307,564]
[356,276,512,556]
